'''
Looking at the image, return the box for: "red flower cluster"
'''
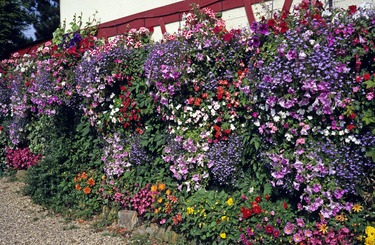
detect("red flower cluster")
[241,207,252,218]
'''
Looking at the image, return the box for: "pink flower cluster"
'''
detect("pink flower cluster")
[6,147,42,170]
[130,183,158,215]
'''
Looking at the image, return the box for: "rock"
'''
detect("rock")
[133,223,158,236]
[145,223,159,234]
[102,206,110,218]
[151,225,180,243]
[16,170,27,182]
[118,210,138,229]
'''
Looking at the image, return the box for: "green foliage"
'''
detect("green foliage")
[23,107,104,214]
[30,0,59,40]
[0,0,34,59]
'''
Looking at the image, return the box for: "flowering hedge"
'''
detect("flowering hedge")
[1,1,375,244]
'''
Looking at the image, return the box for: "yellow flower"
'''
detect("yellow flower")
[227,198,233,206]
[158,197,163,203]
[166,190,171,195]
[220,233,226,239]
[318,223,328,234]
[158,183,166,191]
[352,204,364,212]
[221,216,229,221]
[365,236,375,245]
[186,207,194,215]
[366,226,375,237]
[151,185,158,192]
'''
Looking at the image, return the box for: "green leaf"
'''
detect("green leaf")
[254,141,260,150]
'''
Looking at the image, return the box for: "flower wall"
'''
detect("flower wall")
[1,1,375,244]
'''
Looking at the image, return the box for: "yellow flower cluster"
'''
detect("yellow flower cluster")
[186,207,194,215]
[365,226,375,245]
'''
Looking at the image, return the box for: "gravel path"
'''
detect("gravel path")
[0,177,127,245]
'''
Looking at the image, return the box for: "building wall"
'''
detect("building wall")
[61,0,374,43]
[60,0,184,25]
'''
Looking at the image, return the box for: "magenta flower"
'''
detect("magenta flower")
[265,225,274,233]
[273,229,280,238]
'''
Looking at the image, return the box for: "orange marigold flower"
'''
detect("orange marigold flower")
[158,183,166,191]
[76,184,81,191]
[155,208,159,214]
[151,185,158,192]
[81,172,87,179]
[83,187,91,195]
[88,178,95,187]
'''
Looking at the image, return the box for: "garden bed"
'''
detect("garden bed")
[1,1,375,244]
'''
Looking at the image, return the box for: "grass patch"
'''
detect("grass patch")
[63,225,79,230]
[32,217,39,222]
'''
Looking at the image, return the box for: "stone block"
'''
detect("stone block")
[118,210,138,229]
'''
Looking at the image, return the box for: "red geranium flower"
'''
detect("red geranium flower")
[279,22,289,33]
[148,26,154,32]
[314,14,322,21]
[120,86,126,91]
[364,73,371,80]
[349,113,356,119]
[347,125,354,130]
[265,194,270,200]
[224,33,232,41]
[255,196,261,203]
[217,220,221,224]
[195,98,201,106]
[348,5,357,14]
[283,202,287,209]
[243,209,252,218]
[355,75,362,82]
[267,19,276,27]
[241,206,245,213]
[189,97,195,104]
[253,206,262,214]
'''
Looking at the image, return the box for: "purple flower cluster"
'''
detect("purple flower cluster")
[206,135,244,185]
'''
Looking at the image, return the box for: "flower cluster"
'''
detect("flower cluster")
[5,147,42,170]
